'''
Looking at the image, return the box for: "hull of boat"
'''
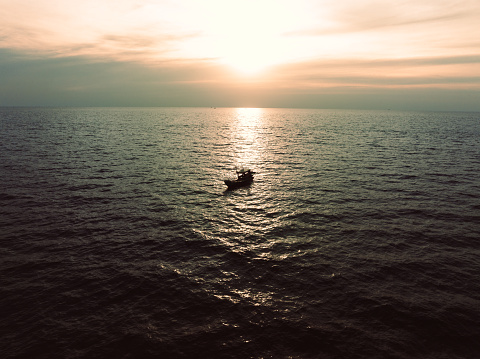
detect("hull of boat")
[224,178,253,189]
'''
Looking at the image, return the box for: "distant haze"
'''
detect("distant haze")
[1,0,479,111]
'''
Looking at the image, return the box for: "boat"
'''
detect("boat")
[224,169,255,189]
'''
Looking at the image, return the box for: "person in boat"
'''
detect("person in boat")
[237,169,254,179]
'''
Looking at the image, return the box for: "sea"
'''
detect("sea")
[1,107,479,359]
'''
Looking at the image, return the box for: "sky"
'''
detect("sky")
[1,0,480,111]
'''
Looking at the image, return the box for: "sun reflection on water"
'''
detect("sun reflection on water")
[231,108,265,170]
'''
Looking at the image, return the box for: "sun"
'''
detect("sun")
[221,45,275,75]
[216,23,293,76]
[211,18,279,75]
[181,0,307,76]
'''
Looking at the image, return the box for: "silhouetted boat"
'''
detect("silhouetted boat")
[224,169,255,189]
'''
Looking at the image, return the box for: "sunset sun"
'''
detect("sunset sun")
[181,0,306,75]
[220,39,279,75]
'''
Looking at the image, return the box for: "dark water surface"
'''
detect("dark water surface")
[1,107,480,358]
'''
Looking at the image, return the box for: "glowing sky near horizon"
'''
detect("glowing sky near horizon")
[1,0,479,109]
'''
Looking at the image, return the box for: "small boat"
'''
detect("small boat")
[224,169,255,190]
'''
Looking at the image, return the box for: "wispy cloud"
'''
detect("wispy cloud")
[283,0,480,60]
[266,54,480,91]
[288,0,478,34]
[0,0,201,62]
[2,0,479,63]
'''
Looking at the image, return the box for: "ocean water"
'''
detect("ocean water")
[1,107,479,359]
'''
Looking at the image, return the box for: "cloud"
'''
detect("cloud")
[0,0,201,63]
[2,0,479,65]
[282,0,480,61]
[287,0,479,35]
[265,54,480,91]
[2,47,478,111]
[0,48,234,107]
